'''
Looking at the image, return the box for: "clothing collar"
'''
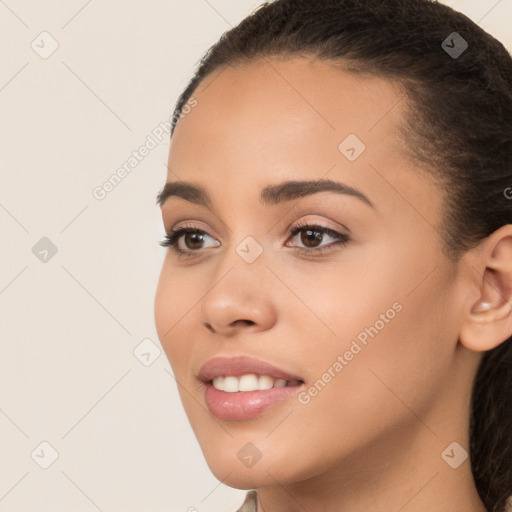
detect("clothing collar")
[235,490,257,512]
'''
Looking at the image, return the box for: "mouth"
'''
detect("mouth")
[198,356,305,421]
[211,374,303,392]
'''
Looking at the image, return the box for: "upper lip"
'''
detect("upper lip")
[198,356,304,383]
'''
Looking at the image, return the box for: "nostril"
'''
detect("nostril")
[204,322,215,332]
[231,319,255,327]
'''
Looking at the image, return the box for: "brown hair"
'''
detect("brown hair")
[168,1,512,510]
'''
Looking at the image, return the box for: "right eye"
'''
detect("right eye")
[159,224,220,257]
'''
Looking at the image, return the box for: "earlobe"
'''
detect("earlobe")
[461,299,512,352]
[459,226,512,352]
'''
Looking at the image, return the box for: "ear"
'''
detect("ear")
[459,224,512,352]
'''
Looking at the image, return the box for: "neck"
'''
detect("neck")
[256,437,487,512]
[256,397,487,512]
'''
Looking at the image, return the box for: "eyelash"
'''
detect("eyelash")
[159,220,350,259]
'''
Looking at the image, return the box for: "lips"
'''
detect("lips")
[198,355,304,383]
[198,356,305,421]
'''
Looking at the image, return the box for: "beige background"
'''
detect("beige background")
[0,1,510,511]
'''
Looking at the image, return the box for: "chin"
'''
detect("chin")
[202,443,318,491]
[215,472,266,490]
[212,467,289,490]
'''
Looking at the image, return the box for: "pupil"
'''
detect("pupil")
[186,232,204,249]
[301,229,322,248]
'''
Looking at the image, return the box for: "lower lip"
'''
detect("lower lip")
[204,382,303,421]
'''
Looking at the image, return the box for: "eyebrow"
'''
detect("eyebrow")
[156,179,374,209]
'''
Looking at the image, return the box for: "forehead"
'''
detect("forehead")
[170,57,406,166]
[166,56,440,226]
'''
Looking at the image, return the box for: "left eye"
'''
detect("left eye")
[287,222,349,253]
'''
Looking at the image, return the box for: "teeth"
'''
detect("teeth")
[258,375,274,390]
[211,374,300,392]
[212,376,225,391]
[239,374,259,391]
[223,376,239,393]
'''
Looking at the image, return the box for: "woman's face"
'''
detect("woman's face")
[154,57,476,489]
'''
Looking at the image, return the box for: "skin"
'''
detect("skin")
[154,56,512,512]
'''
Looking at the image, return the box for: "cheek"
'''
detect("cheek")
[281,255,456,439]
[245,291,453,485]
[154,261,192,371]
[274,254,405,360]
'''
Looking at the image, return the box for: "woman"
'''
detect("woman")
[154,0,512,510]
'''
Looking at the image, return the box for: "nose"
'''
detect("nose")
[200,266,277,337]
